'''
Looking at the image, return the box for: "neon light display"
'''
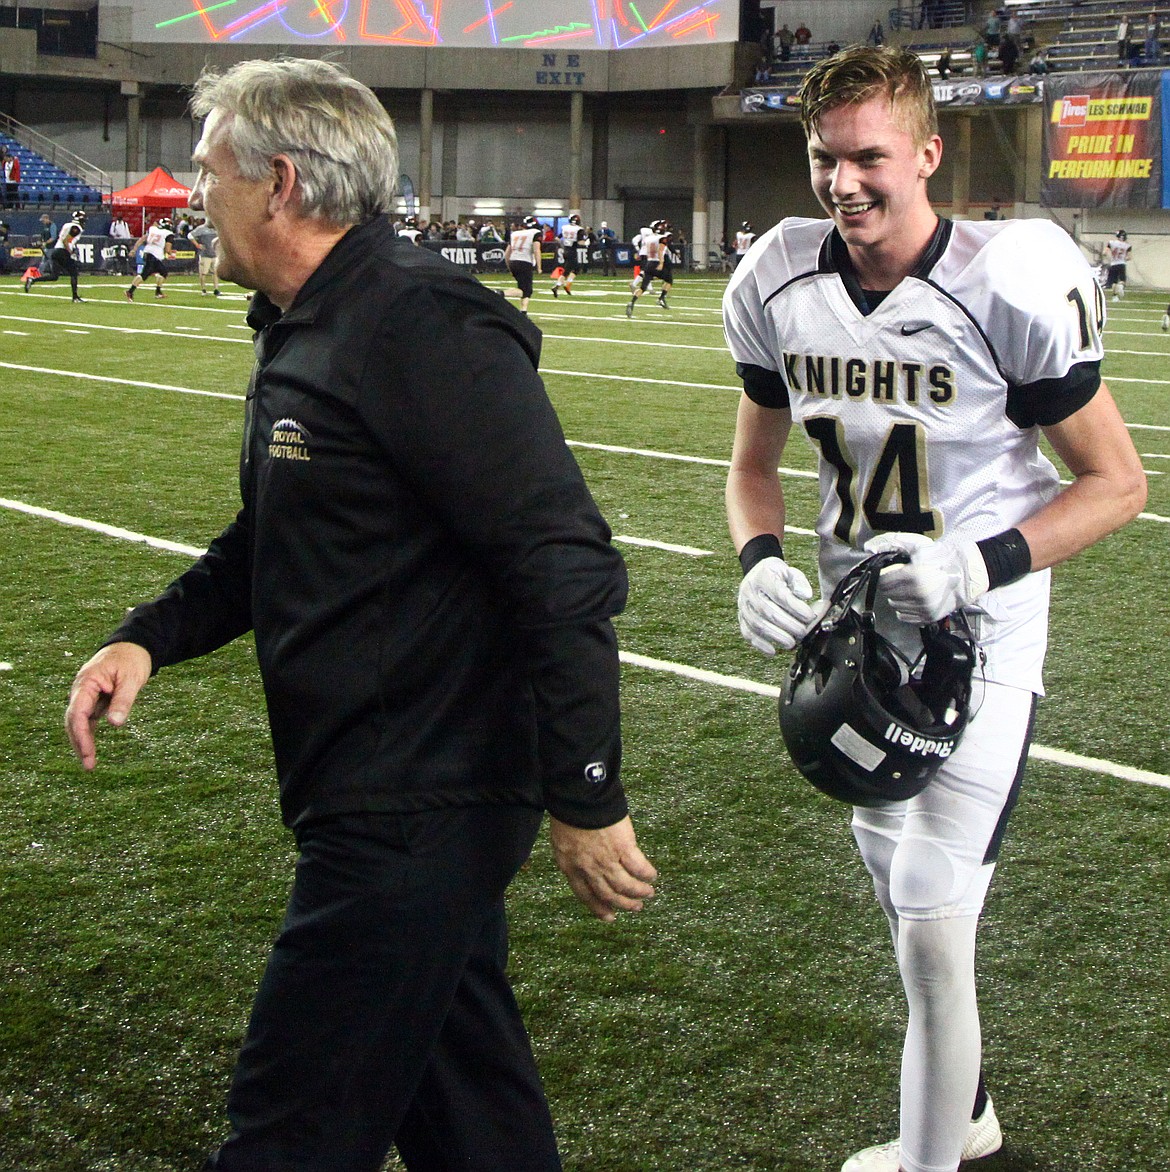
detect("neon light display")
[134,0,735,47]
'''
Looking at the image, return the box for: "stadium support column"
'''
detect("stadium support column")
[951,112,971,218]
[692,123,710,270]
[569,89,584,213]
[122,80,140,176]
[419,88,433,226]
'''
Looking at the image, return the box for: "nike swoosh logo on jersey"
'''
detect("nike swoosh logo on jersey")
[900,322,934,335]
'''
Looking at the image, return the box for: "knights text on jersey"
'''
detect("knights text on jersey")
[723,216,1106,693]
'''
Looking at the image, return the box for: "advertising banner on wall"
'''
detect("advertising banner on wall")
[1042,71,1162,208]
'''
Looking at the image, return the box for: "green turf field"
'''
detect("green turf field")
[1,265,1167,1171]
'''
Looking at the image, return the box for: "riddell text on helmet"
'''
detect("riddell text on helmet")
[883,721,954,758]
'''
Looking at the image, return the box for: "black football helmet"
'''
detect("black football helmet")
[404,215,418,228]
[157,216,173,230]
[779,551,980,807]
[1117,228,1127,240]
[569,213,582,225]
[523,215,539,229]
[71,209,87,225]
[741,220,752,231]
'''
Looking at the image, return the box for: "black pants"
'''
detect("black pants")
[29,246,79,296]
[206,806,560,1172]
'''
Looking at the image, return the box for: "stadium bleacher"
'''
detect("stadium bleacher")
[0,132,104,209]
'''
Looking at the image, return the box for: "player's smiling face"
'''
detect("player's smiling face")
[807,95,942,283]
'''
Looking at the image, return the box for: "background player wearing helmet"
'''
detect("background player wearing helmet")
[1103,229,1132,301]
[734,220,755,268]
[625,220,664,317]
[127,215,176,299]
[552,212,583,297]
[397,215,423,245]
[25,209,86,301]
[504,215,541,313]
[723,46,1146,1172]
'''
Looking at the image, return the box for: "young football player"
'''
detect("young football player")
[504,214,542,313]
[126,215,176,299]
[1102,228,1132,301]
[723,45,1146,1172]
[552,212,584,296]
[25,208,87,301]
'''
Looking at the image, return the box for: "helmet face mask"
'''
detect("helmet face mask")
[1117,229,1127,240]
[779,551,980,806]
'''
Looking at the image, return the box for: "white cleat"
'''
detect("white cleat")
[841,1098,1002,1171]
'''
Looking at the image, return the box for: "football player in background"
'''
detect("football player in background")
[397,215,423,245]
[552,212,584,297]
[1102,228,1132,301]
[126,215,176,299]
[723,46,1146,1172]
[625,219,663,317]
[734,219,755,267]
[504,214,541,313]
[653,222,675,309]
[25,208,87,301]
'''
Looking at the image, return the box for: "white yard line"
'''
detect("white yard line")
[1,496,1164,791]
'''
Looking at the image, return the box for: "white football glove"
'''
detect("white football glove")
[863,533,990,625]
[738,557,818,655]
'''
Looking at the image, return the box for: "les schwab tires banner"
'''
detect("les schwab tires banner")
[1042,70,1162,208]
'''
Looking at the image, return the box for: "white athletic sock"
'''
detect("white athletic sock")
[896,914,981,1172]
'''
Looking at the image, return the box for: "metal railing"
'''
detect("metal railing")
[0,111,111,198]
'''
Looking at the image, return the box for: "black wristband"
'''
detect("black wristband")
[739,533,784,576]
[976,528,1032,589]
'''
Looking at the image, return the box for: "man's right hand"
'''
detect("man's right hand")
[737,556,817,655]
[65,642,153,771]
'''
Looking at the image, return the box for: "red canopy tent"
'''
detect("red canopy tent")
[107,167,192,234]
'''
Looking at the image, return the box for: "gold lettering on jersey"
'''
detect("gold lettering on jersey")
[784,352,955,406]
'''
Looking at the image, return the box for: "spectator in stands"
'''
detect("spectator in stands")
[999,33,1020,74]
[1144,11,1161,62]
[755,61,772,84]
[108,212,132,240]
[455,221,475,242]
[1005,12,1025,50]
[478,220,502,243]
[1029,47,1052,73]
[824,40,841,58]
[936,47,952,78]
[3,148,20,209]
[777,23,794,60]
[868,19,884,46]
[918,0,936,31]
[972,37,988,75]
[983,9,1001,50]
[1117,15,1132,64]
[794,21,812,55]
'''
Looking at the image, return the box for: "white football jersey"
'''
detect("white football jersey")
[640,229,662,262]
[735,229,756,255]
[507,227,540,266]
[55,221,82,250]
[724,216,1106,693]
[560,222,581,249]
[1105,238,1132,265]
[143,224,173,260]
[634,227,652,259]
[398,227,422,245]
